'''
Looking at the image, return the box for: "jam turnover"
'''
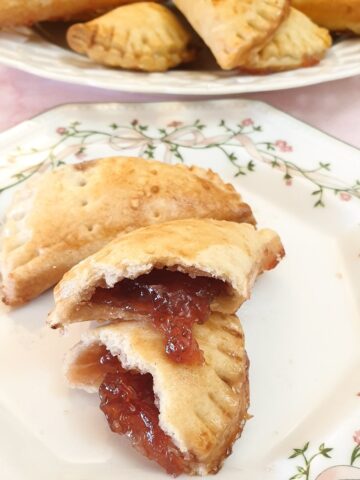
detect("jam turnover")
[65,313,252,475]
[2,159,255,307]
[48,219,285,332]
[98,346,189,476]
[92,269,227,364]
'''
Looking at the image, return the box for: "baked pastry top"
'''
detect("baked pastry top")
[1,157,254,306]
[0,0,150,27]
[67,2,195,72]
[292,0,360,34]
[173,0,290,69]
[65,312,250,475]
[48,218,284,329]
[243,7,332,72]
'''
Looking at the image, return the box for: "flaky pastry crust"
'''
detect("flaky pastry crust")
[48,218,284,328]
[1,157,254,306]
[67,2,195,72]
[242,7,332,73]
[173,0,290,69]
[292,0,360,34]
[65,312,250,475]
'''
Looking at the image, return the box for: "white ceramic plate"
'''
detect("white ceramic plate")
[0,100,359,480]
[1,26,360,94]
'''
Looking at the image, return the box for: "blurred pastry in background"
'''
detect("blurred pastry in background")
[173,0,290,69]
[0,0,157,27]
[0,0,339,74]
[242,7,332,72]
[67,2,195,71]
[292,0,360,34]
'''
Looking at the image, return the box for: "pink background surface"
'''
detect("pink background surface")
[0,65,359,149]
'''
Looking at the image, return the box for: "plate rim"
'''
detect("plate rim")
[1,27,360,94]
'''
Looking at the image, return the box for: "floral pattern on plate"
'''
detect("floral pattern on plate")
[289,429,360,480]
[1,116,359,207]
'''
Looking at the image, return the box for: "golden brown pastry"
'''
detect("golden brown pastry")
[1,157,255,307]
[292,0,360,34]
[173,0,290,69]
[64,312,249,475]
[242,8,332,73]
[48,219,284,339]
[67,2,195,72]
[0,0,154,27]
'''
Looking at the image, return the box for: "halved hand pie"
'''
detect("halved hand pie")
[1,157,254,306]
[67,2,195,72]
[49,218,284,363]
[242,7,332,73]
[173,0,290,69]
[64,312,249,475]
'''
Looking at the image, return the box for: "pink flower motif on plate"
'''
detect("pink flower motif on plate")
[316,465,360,480]
[353,430,360,445]
[340,192,352,201]
[56,127,68,135]
[167,121,183,128]
[285,178,293,186]
[75,150,86,160]
[241,118,254,126]
[276,140,293,152]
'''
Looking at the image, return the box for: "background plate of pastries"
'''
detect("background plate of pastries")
[0,0,360,94]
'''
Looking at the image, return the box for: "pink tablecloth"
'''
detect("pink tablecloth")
[1,65,359,148]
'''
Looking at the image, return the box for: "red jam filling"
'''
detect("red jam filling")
[92,269,227,364]
[98,347,187,476]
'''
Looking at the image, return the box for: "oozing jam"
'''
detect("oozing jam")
[98,347,187,476]
[92,269,227,364]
